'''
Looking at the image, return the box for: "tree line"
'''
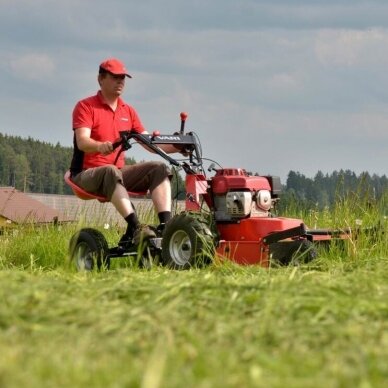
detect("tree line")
[0,133,386,207]
[0,133,150,195]
[280,170,387,211]
[0,133,73,194]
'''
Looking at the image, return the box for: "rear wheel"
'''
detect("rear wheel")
[270,239,317,266]
[161,213,215,269]
[69,228,110,271]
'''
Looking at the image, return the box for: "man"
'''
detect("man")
[70,58,176,248]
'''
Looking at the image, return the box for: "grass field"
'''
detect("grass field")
[0,195,387,387]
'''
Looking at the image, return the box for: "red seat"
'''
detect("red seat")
[64,170,147,202]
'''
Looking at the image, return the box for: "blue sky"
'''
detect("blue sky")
[1,0,387,182]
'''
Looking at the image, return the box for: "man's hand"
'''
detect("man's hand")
[75,128,114,155]
[97,141,113,155]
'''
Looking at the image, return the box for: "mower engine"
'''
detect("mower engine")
[211,168,282,221]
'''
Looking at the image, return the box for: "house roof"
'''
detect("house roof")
[0,187,71,224]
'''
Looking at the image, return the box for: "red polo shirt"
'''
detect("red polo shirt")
[71,91,145,173]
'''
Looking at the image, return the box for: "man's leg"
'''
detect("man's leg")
[110,183,140,244]
[71,166,154,246]
[150,177,172,232]
[121,162,173,229]
[110,182,134,218]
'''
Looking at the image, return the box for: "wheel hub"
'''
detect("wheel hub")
[75,242,94,271]
[169,230,192,266]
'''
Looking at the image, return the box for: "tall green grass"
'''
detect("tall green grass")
[281,188,387,263]
[0,191,386,387]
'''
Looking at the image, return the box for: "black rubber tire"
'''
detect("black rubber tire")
[69,228,110,271]
[161,213,215,269]
[270,239,318,266]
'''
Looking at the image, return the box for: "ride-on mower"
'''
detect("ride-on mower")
[66,113,350,271]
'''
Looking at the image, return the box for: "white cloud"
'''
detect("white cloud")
[266,73,300,93]
[315,28,388,67]
[9,53,56,80]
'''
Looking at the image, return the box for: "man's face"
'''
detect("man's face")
[100,73,126,97]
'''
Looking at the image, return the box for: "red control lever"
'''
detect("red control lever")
[180,112,188,134]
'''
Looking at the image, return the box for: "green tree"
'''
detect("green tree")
[13,154,31,191]
[0,143,17,186]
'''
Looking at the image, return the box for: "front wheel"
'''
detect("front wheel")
[69,228,110,271]
[161,213,215,269]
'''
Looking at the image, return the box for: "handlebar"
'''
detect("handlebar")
[112,140,122,150]
[113,130,202,174]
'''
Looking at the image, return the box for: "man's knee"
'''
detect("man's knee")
[149,162,172,191]
[102,165,123,199]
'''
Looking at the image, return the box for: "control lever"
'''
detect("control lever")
[180,112,188,134]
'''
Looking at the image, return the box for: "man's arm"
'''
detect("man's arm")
[75,127,114,155]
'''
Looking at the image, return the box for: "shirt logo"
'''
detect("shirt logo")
[120,117,129,121]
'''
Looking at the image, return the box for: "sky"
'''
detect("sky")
[1,0,387,183]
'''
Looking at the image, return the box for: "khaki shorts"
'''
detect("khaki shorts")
[71,162,172,200]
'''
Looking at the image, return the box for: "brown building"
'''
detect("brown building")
[0,187,71,228]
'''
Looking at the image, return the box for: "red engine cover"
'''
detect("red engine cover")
[211,168,271,194]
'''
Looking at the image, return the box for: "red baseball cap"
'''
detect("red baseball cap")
[99,58,132,78]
